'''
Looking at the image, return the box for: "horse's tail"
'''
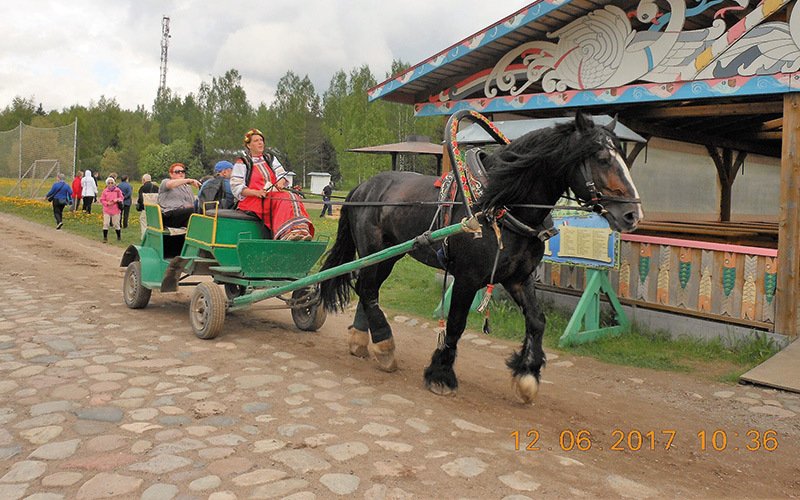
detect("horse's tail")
[319,196,357,313]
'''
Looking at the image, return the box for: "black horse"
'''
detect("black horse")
[319,111,643,403]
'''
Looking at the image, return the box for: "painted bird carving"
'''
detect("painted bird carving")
[485,0,689,94]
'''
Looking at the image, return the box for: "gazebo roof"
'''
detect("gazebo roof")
[346,136,443,156]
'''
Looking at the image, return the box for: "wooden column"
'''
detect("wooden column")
[776,93,800,337]
[626,140,649,168]
[441,144,452,174]
[706,146,746,222]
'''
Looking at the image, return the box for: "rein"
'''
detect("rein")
[257,195,602,211]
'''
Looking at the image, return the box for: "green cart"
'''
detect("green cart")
[121,203,478,340]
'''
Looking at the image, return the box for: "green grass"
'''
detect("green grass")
[0,181,781,384]
[379,255,780,384]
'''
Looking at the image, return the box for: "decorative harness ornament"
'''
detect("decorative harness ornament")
[444,109,559,242]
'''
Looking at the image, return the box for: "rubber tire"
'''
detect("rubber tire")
[123,261,151,309]
[190,283,226,340]
[224,283,246,300]
[291,288,327,331]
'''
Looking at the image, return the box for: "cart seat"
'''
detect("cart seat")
[205,209,262,222]
[144,202,187,235]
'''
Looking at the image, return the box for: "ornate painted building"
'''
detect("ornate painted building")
[370,0,800,338]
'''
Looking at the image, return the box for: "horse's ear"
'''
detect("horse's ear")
[603,114,618,133]
[575,111,593,131]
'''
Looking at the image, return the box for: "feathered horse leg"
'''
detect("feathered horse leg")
[423,280,479,395]
[504,274,546,404]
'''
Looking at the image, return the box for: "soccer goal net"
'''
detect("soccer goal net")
[0,120,77,198]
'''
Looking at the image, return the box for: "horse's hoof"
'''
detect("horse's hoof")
[347,327,369,358]
[512,374,539,404]
[427,383,456,397]
[368,338,398,372]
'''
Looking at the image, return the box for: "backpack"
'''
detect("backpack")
[196,177,226,212]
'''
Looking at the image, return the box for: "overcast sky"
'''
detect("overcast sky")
[1,1,533,113]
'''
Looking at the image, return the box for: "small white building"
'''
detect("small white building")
[307,172,331,194]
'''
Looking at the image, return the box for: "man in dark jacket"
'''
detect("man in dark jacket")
[118,175,134,228]
[320,181,333,217]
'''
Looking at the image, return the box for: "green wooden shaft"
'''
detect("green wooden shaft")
[231,218,479,308]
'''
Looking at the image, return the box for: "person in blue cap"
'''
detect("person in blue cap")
[196,161,235,211]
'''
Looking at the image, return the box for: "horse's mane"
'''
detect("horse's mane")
[479,117,612,210]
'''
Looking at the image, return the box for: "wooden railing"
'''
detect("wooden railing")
[539,233,778,330]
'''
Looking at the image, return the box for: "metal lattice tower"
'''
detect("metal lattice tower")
[158,16,171,93]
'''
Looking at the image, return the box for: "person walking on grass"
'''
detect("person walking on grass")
[118,175,133,229]
[81,170,98,214]
[45,173,73,230]
[71,172,82,211]
[100,177,123,243]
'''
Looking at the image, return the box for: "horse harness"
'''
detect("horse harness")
[435,148,558,243]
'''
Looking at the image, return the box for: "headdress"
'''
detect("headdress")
[244,128,264,145]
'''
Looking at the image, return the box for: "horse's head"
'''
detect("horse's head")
[568,113,644,232]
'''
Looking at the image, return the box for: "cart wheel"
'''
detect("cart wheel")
[190,283,226,340]
[123,261,151,309]
[224,283,247,300]
[291,288,327,331]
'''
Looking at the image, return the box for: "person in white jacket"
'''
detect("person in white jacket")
[81,170,98,214]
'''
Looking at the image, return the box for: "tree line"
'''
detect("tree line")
[0,61,444,189]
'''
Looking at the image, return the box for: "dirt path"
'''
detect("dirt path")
[0,211,798,499]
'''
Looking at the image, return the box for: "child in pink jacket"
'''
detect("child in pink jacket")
[100,177,124,243]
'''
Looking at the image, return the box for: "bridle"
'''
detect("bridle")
[566,139,642,215]
[443,109,641,239]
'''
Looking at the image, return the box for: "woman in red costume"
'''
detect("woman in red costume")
[230,128,314,241]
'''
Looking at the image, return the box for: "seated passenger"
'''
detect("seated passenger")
[230,129,314,241]
[158,163,201,228]
[196,161,236,211]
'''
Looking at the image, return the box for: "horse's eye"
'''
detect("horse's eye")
[597,151,612,164]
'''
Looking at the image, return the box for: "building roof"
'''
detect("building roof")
[367,0,794,157]
[457,115,647,144]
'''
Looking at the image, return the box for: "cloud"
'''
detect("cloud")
[0,0,532,112]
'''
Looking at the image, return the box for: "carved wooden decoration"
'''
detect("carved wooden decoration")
[397,0,800,117]
[619,241,631,298]
[657,245,671,305]
[720,251,737,316]
[741,255,758,320]
[763,256,777,323]
[677,246,692,308]
[699,250,714,313]
[638,243,651,300]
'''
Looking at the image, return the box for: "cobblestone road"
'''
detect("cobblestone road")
[1,213,799,499]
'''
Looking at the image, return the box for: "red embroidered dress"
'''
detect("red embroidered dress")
[236,155,314,240]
